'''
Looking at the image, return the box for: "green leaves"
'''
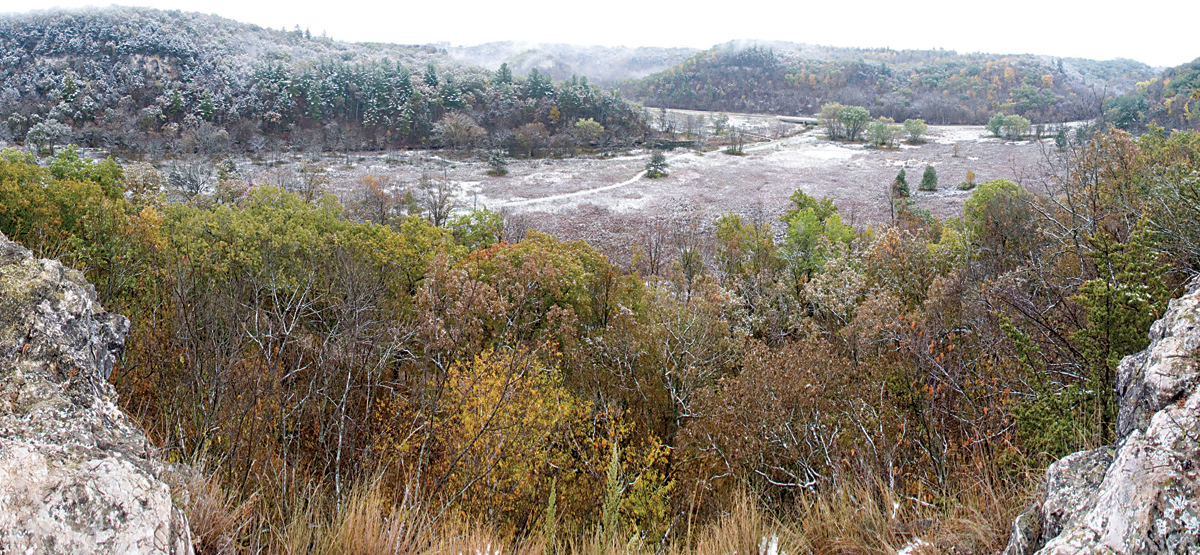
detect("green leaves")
[838,106,871,142]
[780,190,854,284]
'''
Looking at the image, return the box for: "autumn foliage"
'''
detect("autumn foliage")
[2,127,1198,552]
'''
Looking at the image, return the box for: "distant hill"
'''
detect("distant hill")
[445,42,699,88]
[1103,57,1200,131]
[0,7,647,155]
[621,41,1161,125]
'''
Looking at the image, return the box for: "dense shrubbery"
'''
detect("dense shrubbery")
[0,7,649,157]
[623,44,1155,125]
[3,127,1198,551]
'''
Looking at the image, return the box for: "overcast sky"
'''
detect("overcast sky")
[4,0,1198,68]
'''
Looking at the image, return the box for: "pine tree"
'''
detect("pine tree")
[919,164,938,191]
[496,63,513,85]
[892,168,909,197]
[423,62,438,88]
[487,150,508,176]
[645,151,668,178]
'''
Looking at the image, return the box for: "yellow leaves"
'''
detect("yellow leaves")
[432,344,587,527]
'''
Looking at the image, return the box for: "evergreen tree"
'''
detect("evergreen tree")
[645,150,668,178]
[495,63,513,85]
[892,168,910,197]
[919,164,938,191]
[1072,226,1170,444]
[487,150,508,176]
[423,62,438,88]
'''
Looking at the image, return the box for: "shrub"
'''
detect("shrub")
[958,170,977,190]
[903,118,928,143]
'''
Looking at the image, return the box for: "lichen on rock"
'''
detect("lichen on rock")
[1003,281,1200,555]
[0,232,193,554]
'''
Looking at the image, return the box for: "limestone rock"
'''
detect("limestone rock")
[1003,281,1200,555]
[0,232,193,554]
[1117,281,1200,438]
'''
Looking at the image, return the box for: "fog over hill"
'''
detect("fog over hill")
[444,42,699,87]
[0,5,1189,159]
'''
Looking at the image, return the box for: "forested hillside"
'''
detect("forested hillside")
[1102,57,1200,131]
[623,42,1158,124]
[0,7,648,156]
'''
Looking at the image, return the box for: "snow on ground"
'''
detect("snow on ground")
[930,125,990,144]
[243,118,1057,264]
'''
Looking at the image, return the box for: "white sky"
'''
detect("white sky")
[2,0,1198,68]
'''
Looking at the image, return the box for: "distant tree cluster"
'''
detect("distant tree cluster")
[624,44,1156,125]
[819,102,925,146]
[986,113,1032,139]
[0,8,649,157]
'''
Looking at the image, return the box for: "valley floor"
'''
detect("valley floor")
[273,119,1060,263]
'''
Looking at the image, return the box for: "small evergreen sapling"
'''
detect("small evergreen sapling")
[486,150,508,176]
[602,439,623,540]
[892,168,910,197]
[919,164,938,191]
[645,150,668,178]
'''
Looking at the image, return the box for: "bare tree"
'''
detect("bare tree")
[297,162,330,202]
[418,173,458,227]
[434,112,487,151]
[354,174,409,226]
[168,159,215,198]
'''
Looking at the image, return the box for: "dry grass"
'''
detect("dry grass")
[311,480,424,555]
[172,464,255,555]
[177,463,1033,555]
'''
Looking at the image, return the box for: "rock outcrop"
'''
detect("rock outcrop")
[1003,282,1200,554]
[0,232,193,554]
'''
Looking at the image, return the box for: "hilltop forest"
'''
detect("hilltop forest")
[622,43,1160,125]
[0,8,648,157]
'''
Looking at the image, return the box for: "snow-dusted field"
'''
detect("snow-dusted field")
[239,121,1057,263]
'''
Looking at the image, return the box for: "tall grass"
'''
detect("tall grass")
[178,463,1032,554]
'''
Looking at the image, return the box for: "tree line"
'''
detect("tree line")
[622,45,1157,125]
[0,7,649,157]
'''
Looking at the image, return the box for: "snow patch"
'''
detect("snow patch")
[895,537,932,555]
